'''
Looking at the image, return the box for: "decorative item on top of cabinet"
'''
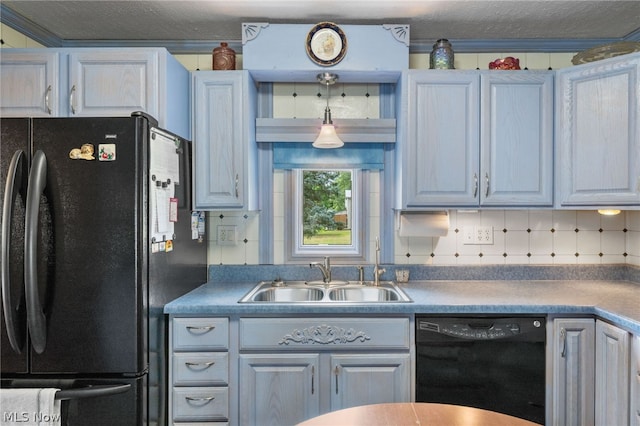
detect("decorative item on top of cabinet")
[0,48,190,139]
[429,39,454,69]
[555,52,640,208]
[212,42,236,70]
[489,57,521,70]
[401,69,553,208]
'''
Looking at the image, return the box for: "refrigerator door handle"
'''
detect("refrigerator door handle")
[55,384,132,401]
[25,150,48,354]
[1,150,27,354]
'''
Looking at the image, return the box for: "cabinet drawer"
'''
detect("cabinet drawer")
[173,352,229,386]
[240,317,410,350]
[173,318,229,351]
[173,387,228,422]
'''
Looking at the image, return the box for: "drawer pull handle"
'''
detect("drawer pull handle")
[311,365,315,395]
[334,366,339,394]
[185,361,215,370]
[186,325,215,334]
[185,396,215,405]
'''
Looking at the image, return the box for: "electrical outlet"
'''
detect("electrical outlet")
[463,226,494,245]
[477,226,494,244]
[217,225,237,246]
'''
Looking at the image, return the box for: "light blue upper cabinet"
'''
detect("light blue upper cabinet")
[192,71,258,210]
[0,48,190,139]
[480,71,554,206]
[403,71,480,207]
[402,70,554,208]
[555,52,640,208]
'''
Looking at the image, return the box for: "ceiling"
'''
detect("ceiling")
[2,1,640,54]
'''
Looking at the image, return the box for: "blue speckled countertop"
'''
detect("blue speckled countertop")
[165,273,640,334]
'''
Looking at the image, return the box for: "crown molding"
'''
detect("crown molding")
[2,4,638,55]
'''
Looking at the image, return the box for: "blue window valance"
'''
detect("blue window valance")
[273,143,384,170]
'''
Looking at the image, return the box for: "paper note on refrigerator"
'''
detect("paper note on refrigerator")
[150,129,180,185]
[149,129,180,243]
[151,180,175,242]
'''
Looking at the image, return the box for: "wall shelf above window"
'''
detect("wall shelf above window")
[255,118,396,143]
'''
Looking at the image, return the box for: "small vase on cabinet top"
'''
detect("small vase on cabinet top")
[430,39,454,69]
[212,42,236,70]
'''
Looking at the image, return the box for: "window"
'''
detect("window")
[285,168,369,263]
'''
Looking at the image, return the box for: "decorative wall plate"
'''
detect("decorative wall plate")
[572,41,640,65]
[306,22,347,66]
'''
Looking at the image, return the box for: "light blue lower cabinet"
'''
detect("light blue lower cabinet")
[237,317,412,426]
[330,353,411,410]
[595,320,630,426]
[550,317,595,426]
[631,334,640,426]
[169,317,230,425]
[239,353,321,426]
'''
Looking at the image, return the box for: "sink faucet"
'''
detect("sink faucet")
[310,256,332,283]
[373,237,385,286]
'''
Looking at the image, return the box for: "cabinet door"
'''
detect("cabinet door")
[480,72,554,206]
[330,353,410,411]
[239,353,320,426]
[193,71,246,209]
[595,320,630,426]
[552,318,595,426]
[556,53,640,206]
[631,334,640,426]
[404,71,480,207]
[0,51,59,116]
[67,50,159,118]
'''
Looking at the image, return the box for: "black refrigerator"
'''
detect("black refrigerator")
[1,113,207,425]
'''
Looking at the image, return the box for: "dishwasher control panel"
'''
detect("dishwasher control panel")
[417,317,545,342]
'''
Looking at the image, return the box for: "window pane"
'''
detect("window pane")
[302,170,352,246]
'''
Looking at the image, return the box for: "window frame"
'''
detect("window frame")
[284,168,369,263]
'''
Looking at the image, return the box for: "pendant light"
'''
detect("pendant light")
[313,72,344,149]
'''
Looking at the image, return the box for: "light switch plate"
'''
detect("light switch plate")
[217,225,237,246]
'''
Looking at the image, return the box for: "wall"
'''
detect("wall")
[2,33,638,266]
[0,23,44,47]
[189,52,640,267]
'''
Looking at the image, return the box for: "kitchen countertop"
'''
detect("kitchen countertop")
[164,278,640,334]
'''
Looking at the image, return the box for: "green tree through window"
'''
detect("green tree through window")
[302,170,352,245]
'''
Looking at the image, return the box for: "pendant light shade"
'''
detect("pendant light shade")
[313,73,343,149]
[313,122,344,148]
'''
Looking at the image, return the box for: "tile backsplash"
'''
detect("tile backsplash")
[208,174,640,266]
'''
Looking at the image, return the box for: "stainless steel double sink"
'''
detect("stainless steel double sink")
[238,280,412,304]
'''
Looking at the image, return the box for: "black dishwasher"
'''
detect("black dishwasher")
[416,316,546,424]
